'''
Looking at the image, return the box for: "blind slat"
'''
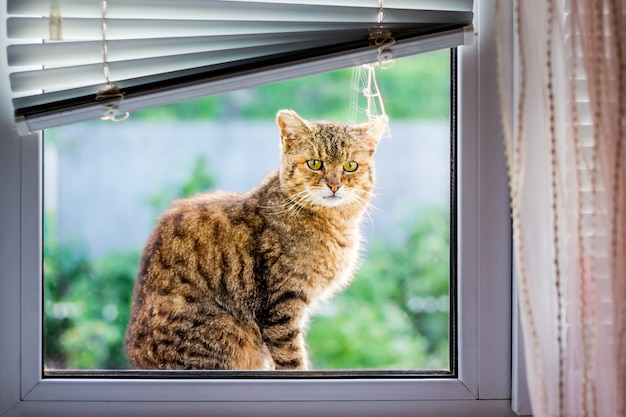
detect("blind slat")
[8,18,380,40]
[8,32,357,67]
[7,0,474,134]
[218,0,472,10]
[11,40,332,92]
[9,0,470,20]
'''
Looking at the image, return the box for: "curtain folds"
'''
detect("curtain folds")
[497,1,626,416]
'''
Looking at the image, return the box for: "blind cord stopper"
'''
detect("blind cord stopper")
[96,0,129,122]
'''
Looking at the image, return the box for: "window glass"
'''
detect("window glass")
[43,49,451,371]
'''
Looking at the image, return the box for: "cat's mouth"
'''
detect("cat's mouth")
[310,187,349,207]
[320,194,346,207]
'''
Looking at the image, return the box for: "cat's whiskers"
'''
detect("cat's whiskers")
[263,202,300,217]
[286,189,315,218]
[345,188,379,230]
[260,199,298,216]
[368,184,391,200]
[355,200,376,231]
[262,188,315,217]
[359,194,381,214]
[348,187,378,208]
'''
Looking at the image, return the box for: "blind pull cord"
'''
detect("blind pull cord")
[49,0,62,41]
[362,0,394,136]
[369,0,396,70]
[96,0,130,122]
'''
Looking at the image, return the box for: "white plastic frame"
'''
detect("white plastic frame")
[0,1,521,416]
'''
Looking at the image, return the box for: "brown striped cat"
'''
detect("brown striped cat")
[125,109,386,370]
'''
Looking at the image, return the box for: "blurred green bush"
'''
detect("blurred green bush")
[307,207,449,370]
[44,214,138,369]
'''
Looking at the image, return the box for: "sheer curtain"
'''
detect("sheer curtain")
[496,0,625,416]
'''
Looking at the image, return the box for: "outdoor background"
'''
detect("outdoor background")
[43,49,452,370]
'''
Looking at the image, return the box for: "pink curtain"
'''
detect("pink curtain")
[496,1,626,416]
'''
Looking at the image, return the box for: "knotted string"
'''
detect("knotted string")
[95,0,129,122]
[359,0,394,136]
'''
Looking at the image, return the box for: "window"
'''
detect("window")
[43,51,453,373]
[0,1,522,416]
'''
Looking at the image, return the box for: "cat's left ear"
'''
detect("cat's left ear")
[276,109,311,148]
[360,115,389,150]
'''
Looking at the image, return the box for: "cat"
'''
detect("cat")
[125,109,387,370]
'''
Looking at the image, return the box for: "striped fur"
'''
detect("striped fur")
[125,110,386,370]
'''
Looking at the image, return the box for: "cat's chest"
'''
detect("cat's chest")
[275,219,360,286]
[290,216,357,253]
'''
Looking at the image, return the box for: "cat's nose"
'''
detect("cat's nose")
[327,182,341,193]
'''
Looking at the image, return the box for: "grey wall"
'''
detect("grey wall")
[47,120,449,258]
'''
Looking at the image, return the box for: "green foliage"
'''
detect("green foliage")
[44,213,138,369]
[43,213,93,368]
[376,51,450,119]
[307,295,429,369]
[132,50,450,122]
[307,207,450,370]
[365,207,450,352]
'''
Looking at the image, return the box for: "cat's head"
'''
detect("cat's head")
[276,109,387,211]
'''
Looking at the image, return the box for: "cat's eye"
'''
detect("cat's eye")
[306,159,323,170]
[343,161,359,172]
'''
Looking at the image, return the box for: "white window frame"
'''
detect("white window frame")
[0,1,527,416]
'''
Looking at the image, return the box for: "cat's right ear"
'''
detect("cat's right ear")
[276,109,311,148]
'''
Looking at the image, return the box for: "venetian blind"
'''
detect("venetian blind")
[6,0,473,134]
